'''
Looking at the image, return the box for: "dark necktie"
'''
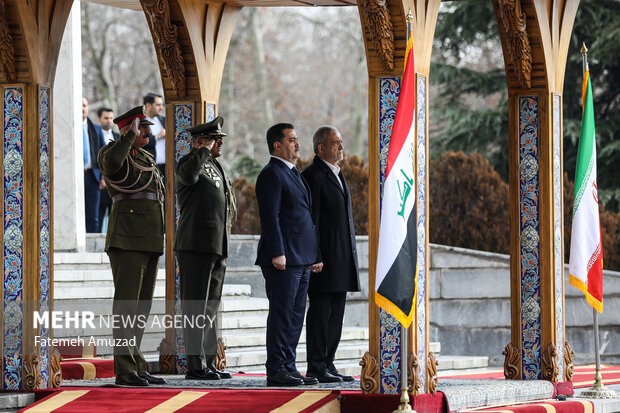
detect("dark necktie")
[291,167,303,185]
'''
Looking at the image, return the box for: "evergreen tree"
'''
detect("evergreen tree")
[430,0,620,211]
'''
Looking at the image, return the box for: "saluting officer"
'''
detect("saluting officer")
[174,116,236,380]
[97,106,166,387]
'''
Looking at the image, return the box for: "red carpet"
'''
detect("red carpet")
[439,364,620,388]
[60,358,114,380]
[339,390,445,413]
[461,400,594,412]
[19,389,339,413]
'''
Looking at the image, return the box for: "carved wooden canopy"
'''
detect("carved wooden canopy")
[85,0,357,9]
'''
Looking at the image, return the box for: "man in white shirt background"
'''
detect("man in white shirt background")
[143,93,166,181]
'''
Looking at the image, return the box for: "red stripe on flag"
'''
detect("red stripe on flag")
[385,46,415,179]
[586,239,603,308]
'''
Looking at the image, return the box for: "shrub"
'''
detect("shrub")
[429,151,510,254]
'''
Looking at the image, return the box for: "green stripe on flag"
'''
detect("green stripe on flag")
[573,72,595,212]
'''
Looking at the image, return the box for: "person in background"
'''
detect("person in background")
[82,97,106,233]
[97,107,118,233]
[143,92,166,179]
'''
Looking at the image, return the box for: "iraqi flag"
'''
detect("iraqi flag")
[375,35,418,328]
[569,68,603,313]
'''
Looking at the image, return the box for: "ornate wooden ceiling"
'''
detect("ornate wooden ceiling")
[83,0,358,10]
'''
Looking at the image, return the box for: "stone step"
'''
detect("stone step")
[219,297,270,313]
[225,339,369,371]
[222,326,368,349]
[436,355,489,371]
[53,274,251,300]
[0,393,35,413]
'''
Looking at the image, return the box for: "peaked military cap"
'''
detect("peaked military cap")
[113,106,154,129]
[186,116,227,139]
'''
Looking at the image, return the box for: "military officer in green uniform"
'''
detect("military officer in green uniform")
[97,106,166,386]
[174,116,236,380]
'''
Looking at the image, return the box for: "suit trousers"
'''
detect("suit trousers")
[97,188,112,233]
[306,292,347,374]
[262,265,310,376]
[177,251,226,371]
[84,170,101,233]
[107,248,159,375]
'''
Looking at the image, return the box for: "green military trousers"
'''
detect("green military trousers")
[108,248,160,375]
[177,251,226,371]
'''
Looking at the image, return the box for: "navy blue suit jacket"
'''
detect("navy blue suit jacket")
[255,157,318,267]
[86,119,106,181]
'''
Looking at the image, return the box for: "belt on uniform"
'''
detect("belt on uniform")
[112,192,162,203]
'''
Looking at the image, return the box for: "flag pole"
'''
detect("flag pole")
[393,9,416,413]
[577,42,616,399]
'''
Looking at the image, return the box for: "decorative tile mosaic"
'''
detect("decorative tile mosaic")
[39,87,51,387]
[378,77,400,212]
[416,76,427,390]
[3,86,24,390]
[518,96,541,380]
[553,95,564,375]
[205,104,215,122]
[378,77,401,394]
[173,103,193,374]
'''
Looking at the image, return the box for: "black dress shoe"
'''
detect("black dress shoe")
[288,369,319,385]
[185,369,220,380]
[329,369,355,382]
[307,371,343,383]
[213,369,232,379]
[115,373,148,386]
[267,370,303,387]
[138,371,167,384]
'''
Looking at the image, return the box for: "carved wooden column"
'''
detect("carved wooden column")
[493,0,579,381]
[359,0,440,394]
[0,0,72,390]
[140,0,241,374]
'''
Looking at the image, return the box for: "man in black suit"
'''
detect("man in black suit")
[302,126,360,383]
[82,97,107,233]
[96,107,118,233]
[174,116,235,381]
[255,123,320,387]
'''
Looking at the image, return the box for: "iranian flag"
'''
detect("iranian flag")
[375,35,418,328]
[569,68,603,313]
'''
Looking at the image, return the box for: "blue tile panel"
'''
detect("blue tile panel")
[173,103,193,374]
[553,95,564,376]
[3,86,24,390]
[378,77,401,394]
[416,76,427,390]
[206,104,215,122]
[39,86,51,387]
[518,96,541,380]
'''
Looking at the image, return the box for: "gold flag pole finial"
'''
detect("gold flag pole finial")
[581,42,588,55]
[406,9,413,23]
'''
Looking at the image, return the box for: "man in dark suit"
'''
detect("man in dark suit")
[302,126,361,383]
[174,116,236,380]
[97,107,119,232]
[255,123,320,387]
[98,106,166,387]
[82,97,107,233]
